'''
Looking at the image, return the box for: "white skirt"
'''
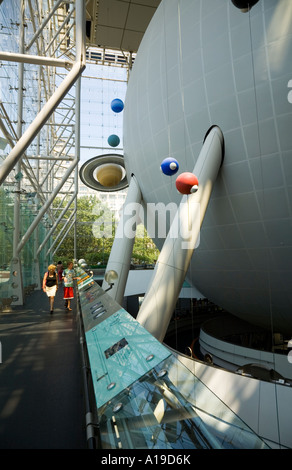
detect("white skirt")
[45,285,57,297]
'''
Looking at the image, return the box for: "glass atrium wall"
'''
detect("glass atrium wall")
[0,0,134,310]
[80,60,127,164]
[0,0,83,308]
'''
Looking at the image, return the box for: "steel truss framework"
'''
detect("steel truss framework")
[0,0,132,309]
[0,0,86,307]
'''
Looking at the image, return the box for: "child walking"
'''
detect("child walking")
[63,261,78,311]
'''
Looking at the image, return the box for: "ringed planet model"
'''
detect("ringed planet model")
[80,98,126,192]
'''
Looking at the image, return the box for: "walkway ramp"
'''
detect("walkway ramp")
[77,269,269,449]
[0,289,86,449]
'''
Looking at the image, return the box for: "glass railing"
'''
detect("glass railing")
[76,268,269,450]
[96,354,268,450]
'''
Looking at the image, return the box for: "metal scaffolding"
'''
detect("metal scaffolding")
[0,0,85,307]
[0,0,134,310]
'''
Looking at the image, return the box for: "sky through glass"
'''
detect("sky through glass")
[80,61,128,165]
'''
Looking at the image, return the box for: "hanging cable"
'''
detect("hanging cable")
[163,2,171,165]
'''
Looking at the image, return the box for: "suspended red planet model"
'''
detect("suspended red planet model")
[175,172,199,195]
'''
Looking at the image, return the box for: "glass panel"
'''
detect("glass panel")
[0,0,78,305]
[77,271,269,450]
[98,355,269,449]
[0,188,14,305]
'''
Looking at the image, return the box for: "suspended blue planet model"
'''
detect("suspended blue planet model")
[111,98,124,113]
[108,134,120,147]
[160,157,179,176]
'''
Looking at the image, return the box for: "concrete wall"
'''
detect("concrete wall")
[200,328,292,380]
[171,349,292,449]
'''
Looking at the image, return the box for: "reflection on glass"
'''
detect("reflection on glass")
[98,355,269,449]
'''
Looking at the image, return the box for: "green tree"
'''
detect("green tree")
[53,195,160,267]
[132,225,159,265]
[53,195,115,266]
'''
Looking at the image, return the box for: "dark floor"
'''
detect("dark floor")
[0,287,86,449]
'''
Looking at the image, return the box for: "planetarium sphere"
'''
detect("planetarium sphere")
[123,0,292,333]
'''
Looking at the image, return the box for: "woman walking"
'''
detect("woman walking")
[43,264,58,314]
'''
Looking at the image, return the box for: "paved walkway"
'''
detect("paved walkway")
[0,287,86,449]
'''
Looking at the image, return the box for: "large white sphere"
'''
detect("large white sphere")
[124,0,292,333]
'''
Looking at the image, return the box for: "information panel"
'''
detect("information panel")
[85,308,171,408]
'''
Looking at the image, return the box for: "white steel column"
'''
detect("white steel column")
[74,77,81,261]
[0,0,86,305]
[0,61,84,187]
[11,0,25,305]
[36,189,77,256]
[17,158,78,254]
[136,126,224,342]
[46,208,77,258]
[0,51,72,68]
[102,175,142,304]
[0,0,86,187]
